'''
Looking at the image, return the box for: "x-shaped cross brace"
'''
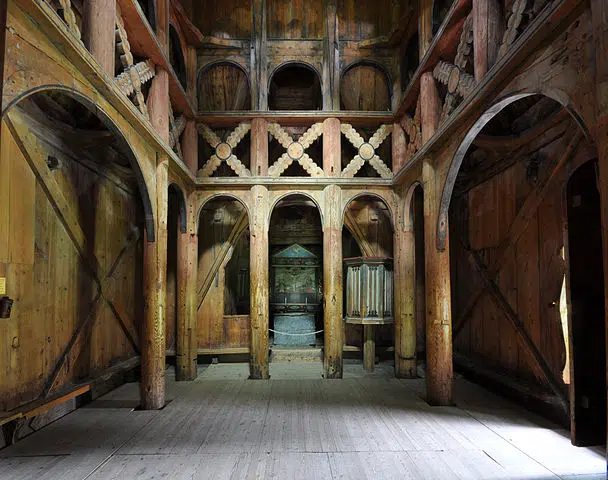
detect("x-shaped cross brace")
[267,123,324,177]
[340,124,393,179]
[197,123,251,177]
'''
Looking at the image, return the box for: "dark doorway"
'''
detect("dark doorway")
[566,159,606,446]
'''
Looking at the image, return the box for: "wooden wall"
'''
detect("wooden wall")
[338,0,400,40]
[0,113,143,412]
[193,0,252,39]
[450,140,570,389]
[267,0,324,39]
[340,64,391,111]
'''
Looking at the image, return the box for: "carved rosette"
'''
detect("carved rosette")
[197,123,252,177]
[340,124,393,179]
[267,123,324,177]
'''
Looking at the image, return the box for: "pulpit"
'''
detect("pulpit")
[344,257,393,370]
[270,244,322,345]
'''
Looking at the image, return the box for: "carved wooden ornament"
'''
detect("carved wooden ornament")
[197,123,252,177]
[340,124,393,179]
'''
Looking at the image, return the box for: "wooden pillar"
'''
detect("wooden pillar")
[423,160,453,405]
[590,0,608,452]
[156,0,169,53]
[323,0,340,110]
[392,123,407,173]
[251,118,268,176]
[0,0,7,148]
[147,69,170,143]
[472,0,503,81]
[176,193,198,380]
[82,0,116,76]
[394,219,417,378]
[419,0,433,58]
[250,185,270,379]
[251,0,268,110]
[323,184,343,378]
[323,118,341,176]
[187,46,198,108]
[363,325,375,371]
[420,72,442,143]
[141,155,169,409]
[182,120,198,174]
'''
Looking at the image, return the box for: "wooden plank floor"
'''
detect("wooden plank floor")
[0,362,604,479]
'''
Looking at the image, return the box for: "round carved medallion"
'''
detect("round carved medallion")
[287,142,305,160]
[447,67,461,95]
[359,142,375,161]
[216,142,232,161]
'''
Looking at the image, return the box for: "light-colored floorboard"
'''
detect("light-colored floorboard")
[0,363,604,479]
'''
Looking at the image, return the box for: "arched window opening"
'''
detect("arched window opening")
[169,25,187,90]
[340,63,391,111]
[268,64,322,111]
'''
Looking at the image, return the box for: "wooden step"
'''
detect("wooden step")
[270,346,323,363]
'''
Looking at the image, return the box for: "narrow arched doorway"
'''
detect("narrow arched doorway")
[268,194,324,365]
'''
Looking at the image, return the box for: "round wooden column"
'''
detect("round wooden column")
[422,160,453,405]
[394,225,417,378]
[472,0,503,81]
[141,157,169,410]
[323,184,343,379]
[82,0,116,76]
[249,185,270,379]
[176,193,198,381]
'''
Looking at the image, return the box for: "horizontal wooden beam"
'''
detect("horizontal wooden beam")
[195,177,393,189]
[196,111,394,128]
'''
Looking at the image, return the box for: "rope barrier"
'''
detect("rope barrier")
[268,328,324,336]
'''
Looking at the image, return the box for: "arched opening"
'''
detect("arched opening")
[565,159,606,446]
[432,0,452,35]
[0,89,152,411]
[268,194,324,365]
[268,63,322,111]
[197,196,250,356]
[445,93,602,435]
[343,194,394,371]
[405,185,426,364]
[165,184,187,359]
[137,0,156,29]
[401,33,420,91]
[198,63,251,111]
[341,63,391,111]
[169,25,187,90]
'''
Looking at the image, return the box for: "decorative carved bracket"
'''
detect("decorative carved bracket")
[197,123,251,177]
[340,124,393,179]
[169,105,186,159]
[50,0,81,40]
[400,96,422,164]
[115,9,156,118]
[267,123,324,177]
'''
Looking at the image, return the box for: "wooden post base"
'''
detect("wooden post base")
[363,324,375,371]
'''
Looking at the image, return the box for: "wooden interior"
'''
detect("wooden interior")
[1,0,608,472]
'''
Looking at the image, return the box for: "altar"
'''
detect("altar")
[270,244,322,346]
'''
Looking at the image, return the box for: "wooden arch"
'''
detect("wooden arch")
[402,181,423,232]
[342,191,396,232]
[340,61,392,111]
[1,85,156,241]
[268,191,325,231]
[196,192,252,230]
[436,90,591,251]
[197,61,251,111]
